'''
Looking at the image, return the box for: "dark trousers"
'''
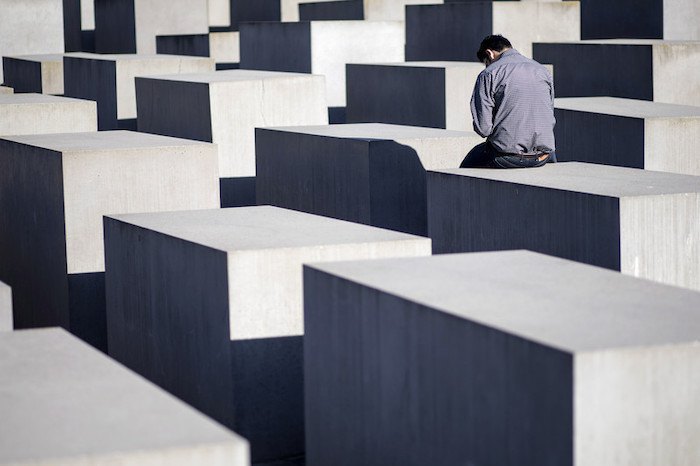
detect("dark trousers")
[461,142,556,168]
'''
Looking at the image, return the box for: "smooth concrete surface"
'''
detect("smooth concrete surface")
[582,0,700,40]
[555,97,700,175]
[240,20,404,107]
[0,281,11,331]
[0,94,97,136]
[136,69,327,182]
[256,123,483,236]
[226,0,281,32]
[0,328,250,466]
[94,0,209,54]
[406,2,579,61]
[0,87,12,94]
[63,53,214,130]
[81,0,95,30]
[0,131,220,350]
[2,54,64,94]
[209,0,231,27]
[105,206,430,462]
[156,32,240,64]
[0,0,64,83]
[304,250,700,466]
[428,162,700,290]
[534,40,700,106]
[299,0,441,21]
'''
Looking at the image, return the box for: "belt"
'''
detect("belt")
[503,152,550,162]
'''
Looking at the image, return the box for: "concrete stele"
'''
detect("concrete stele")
[105,205,431,461]
[304,250,700,466]
[136,69,327,178]
[428,162,700,290]
[0,281,11,331]
[0,94,97,136]
[0,130,220,349]
[2,54,65,94]
[256,123,483,236]
[63,53,214,130]
[533,40,700,106]
[555,97,700,176]
[240,20,404,107]
[0,328,249,466]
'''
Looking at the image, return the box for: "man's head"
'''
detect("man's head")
[477,35,512,66]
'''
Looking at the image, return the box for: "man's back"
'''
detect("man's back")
[471,49,555,155]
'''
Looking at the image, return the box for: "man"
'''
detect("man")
[462,35,556,168]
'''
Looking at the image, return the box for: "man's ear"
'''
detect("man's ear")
[486,49,497,61]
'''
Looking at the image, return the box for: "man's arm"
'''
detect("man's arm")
[470,72,495,138]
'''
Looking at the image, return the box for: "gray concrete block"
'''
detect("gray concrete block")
[82,0,95,30]
[104,205,430,462]
[555,97,700,176]
[534,40,700,106]
[94,0,209,54]
[304,250,700,466]
[209,0,231,27]
[156,32,240,65]
[406,2,579,61]
[428,162,700,290]
[0,94,97,136]
[0,131,220,350]
[136,70,327,207]
[256,123,483,236]
[240,20,404,107]
[0,281,11,332]
[299,0,436,21]
[0,0,64,83]
[2,54,64,95]
[0,87,12,95]
[0,328,249,465]
[581,0,699,40]
[63,53,214,130]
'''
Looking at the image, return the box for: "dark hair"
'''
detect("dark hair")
[476,35,512,63]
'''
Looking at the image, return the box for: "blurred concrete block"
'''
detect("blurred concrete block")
[81,0,95,30]
[304,250,700,466]
[104,206,430,462]
[281,0,336,21]
[428,162,700,290]
[226,0,281,31]
[555,97,700,176]
[63,53,214,130]
[0,94,96,136]
[256,123,483,236]
[0,281,11,332]
[157,32,240,65]
[0,131,220,350]
[0,0,64,83]
[533,40,700,106]
[94,0,209,54]
[300,0,440,21]
[2,54,64,94]
[0,328,250,465]
[581,0,699,40]
[209,0,231,27]
[136,70,327,207]
[240,20,404,107]
[0,87,12,94]
[406,2,579,61]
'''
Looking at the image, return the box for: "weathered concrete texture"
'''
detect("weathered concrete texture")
[136,69,327,207]
[0,94,97,136]
[0,87,12,94]
[0,131,220,350]
[2,54,65,95]
[304,250,700,466]
[209,0,231,27]
[0,328,249,466]
[104,206,430,462]
[428,162,700,290]
[581,0,699,40]
[63,53,214,130]
[405,2,579,61]
[0,281,11,331]
[555,97,700,176]
[346,61,488,130]
[256,123,483,236]
[533,40,700,106]
[299,0,439,21]
[94,0,209,54]
[240,21,404,107]
[0,0,64,83]
[157,32,240,65]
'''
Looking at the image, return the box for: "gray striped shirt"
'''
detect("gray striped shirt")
[470,49,556,155]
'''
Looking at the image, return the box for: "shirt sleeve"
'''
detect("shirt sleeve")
[470,72,495,138]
